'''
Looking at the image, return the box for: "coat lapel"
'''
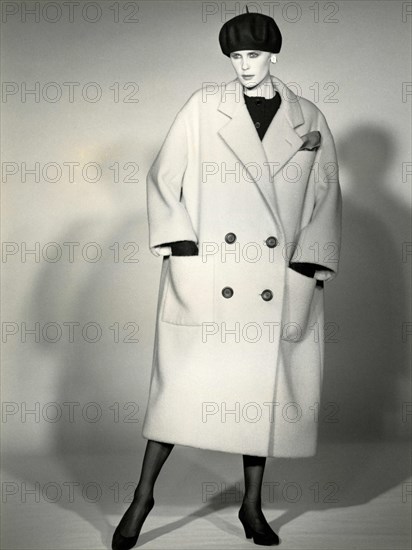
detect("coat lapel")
[217,75,305,232]
[261,76,305,178]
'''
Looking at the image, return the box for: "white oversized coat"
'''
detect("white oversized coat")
[142,75,342,457]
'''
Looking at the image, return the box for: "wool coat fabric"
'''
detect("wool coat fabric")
[142,75,342,457]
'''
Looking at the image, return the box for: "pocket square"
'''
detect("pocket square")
[299,130,321,151]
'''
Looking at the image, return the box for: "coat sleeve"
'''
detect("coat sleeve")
[146,107,198,257]
[289,110,343,283]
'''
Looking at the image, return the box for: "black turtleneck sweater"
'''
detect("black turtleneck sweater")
[243,92,281,141]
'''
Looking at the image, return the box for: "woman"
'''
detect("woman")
[112,7,342,549]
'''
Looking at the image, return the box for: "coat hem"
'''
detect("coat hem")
[141,432,318,459]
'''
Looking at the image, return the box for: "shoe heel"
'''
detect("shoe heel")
[239,515,253,539]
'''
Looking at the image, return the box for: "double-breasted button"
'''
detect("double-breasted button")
[225,232,237,244]
[222,286,234,299]
[261,289,273,301]
[255,122,261,129]
[265,236,278,248]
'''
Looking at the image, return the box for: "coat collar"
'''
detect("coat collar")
[217,75,305,235]
[217,75,305,178]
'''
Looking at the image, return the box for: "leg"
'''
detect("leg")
[241,454,266,512]
[239,454,279,545]
[135,439,174,501]
[114,439,174,539]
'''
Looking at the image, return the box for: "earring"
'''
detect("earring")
[270,55,277,63]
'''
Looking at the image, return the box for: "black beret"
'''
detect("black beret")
[219,8,282,57]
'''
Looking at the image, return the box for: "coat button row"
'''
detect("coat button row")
[221,287,273,301]
[224,233,278,248]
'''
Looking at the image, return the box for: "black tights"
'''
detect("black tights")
[241,453,267,507]
[135,439,175,499]
[117,440,267,537]
[136,441,266,504]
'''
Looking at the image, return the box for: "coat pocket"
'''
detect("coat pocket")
[281,266,317,342]
[161,255,214,326]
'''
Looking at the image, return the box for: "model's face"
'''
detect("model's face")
[229,50,272,88]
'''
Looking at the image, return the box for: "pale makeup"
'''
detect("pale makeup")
[229,50,276,98]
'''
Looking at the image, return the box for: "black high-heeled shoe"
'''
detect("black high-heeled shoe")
[111,496,155,550]
[238,504,280,546]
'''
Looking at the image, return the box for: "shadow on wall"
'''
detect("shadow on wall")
[319,123,410,444]
[16,135,158,458]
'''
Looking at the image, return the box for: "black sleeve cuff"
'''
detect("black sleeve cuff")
[163,240,199,256]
